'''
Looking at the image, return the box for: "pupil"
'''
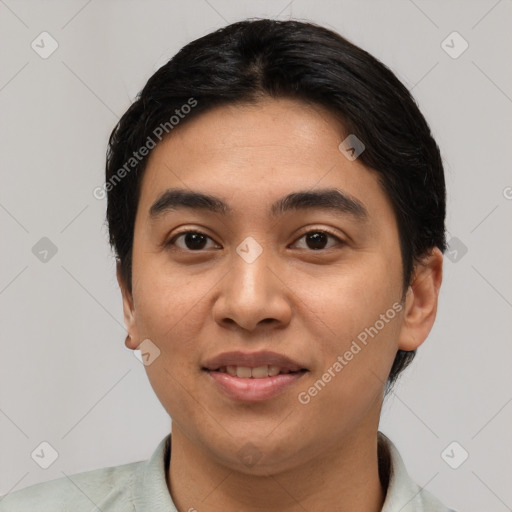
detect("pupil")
[307,232,327,250]
[185,233,207,250]
[183,233,328,250]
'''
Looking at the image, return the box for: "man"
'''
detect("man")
[0,18,456,511]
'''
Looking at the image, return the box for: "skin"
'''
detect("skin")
[118,98,443,512]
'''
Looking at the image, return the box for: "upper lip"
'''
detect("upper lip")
[202,350,307,372]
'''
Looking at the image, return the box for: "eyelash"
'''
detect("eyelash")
[167,228,345,251]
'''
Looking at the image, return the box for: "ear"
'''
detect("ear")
[398,247,443,351]
[116,260,139,350]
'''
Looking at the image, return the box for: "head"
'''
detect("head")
[105,19,445,472]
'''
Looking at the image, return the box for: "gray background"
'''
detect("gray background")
[1,1,511,510]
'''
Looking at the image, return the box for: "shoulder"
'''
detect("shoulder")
[0,460,142,512]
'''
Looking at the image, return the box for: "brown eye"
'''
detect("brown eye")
[293,230,342,250]
[169,231,219,251]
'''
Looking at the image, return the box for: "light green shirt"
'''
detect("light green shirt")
[0,432,456,511]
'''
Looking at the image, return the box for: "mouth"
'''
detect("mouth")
[202,351,308,402]
[207,365,305,378]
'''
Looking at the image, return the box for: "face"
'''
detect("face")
[120,98,439,475]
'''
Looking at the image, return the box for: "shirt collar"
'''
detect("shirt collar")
[131,433,175,511]
[379,431,451,511]
[131,432,449,512]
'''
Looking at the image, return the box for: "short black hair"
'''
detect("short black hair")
[105,18,446,392]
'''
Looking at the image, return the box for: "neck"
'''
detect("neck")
[168,426,386,512]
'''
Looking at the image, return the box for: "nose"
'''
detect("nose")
[212,245,292,333]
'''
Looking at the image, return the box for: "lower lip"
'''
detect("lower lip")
[205,370,307,402]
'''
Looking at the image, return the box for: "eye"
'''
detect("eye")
[168,231,220,251]
[292,230,344,250]
[167,229,344,252]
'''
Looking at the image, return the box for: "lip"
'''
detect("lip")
[202,350,306,372]
[202,350,308,403]
[205,369,307,402]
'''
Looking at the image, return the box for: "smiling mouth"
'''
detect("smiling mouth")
[204,365,308,402]
[202,350,309,402]
[208,365,307,379]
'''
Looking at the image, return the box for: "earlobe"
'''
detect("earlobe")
[116,260,139,350]
[398,248,443,352]
[125,333,138,350]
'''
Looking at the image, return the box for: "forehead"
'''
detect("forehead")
[137,98,391,222]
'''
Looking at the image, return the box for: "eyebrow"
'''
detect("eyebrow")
[149,187,368,221]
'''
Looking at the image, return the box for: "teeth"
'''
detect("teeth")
[268,365,280,377]
[236,366,252,378]
[217,365,295,378]
[251,366,269,379]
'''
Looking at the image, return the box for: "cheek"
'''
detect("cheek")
[130,259,216,410]
[134,285,209,363]
[132,249,205,336]
[295,297,402,435]
[298,254,403,397]
[308,251,402,337]
[132,270,211,420]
